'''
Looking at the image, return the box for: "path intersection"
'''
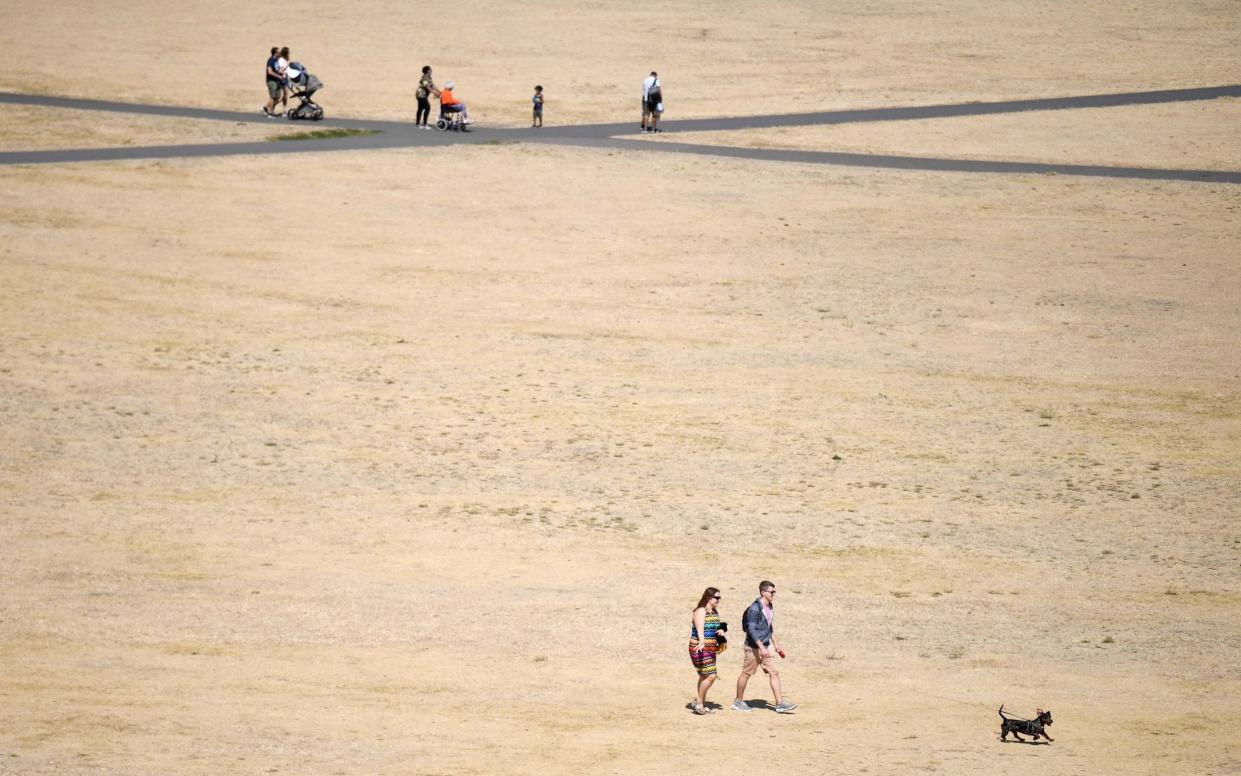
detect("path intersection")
[2,85,1238,184]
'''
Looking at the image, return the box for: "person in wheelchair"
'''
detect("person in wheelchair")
[439,81,473,124]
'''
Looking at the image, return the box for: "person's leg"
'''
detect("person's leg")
[281,86,288,113]
[761,653,795,711]
[735,670,749,699]
[696,672,716,706]
[735,646,755,701]
[265,81,279,114]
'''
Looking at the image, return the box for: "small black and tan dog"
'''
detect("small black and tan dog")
[999,705,1054,743]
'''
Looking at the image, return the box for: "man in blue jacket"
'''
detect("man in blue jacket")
[733,580,797,713]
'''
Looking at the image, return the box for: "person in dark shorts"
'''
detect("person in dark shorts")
[263,47,282,117]
[641,71,657,131]
[645,74,663,132]
[415,66,440,130]
[531,85,544,127]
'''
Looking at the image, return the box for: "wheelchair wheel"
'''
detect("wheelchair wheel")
[435,117,449,131]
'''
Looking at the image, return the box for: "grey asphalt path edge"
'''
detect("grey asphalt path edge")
[530,84,1241,138]
[2,85,1238,184]
[606,139,1241,185]
[0,126,487,166]
[0,90,406,132]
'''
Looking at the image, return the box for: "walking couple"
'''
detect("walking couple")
[689,580,797,715]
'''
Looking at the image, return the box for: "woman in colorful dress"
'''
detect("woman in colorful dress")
[689,586,724,715]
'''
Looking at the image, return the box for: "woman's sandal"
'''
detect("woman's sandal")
[693,703,709,715]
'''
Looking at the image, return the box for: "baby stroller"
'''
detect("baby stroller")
[285,62,324,121]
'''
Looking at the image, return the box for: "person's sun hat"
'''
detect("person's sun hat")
[445,80,455,89]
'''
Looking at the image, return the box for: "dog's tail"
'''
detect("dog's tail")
[999,705,1029,722]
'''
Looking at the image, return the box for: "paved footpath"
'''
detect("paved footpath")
[2,85,1239,184]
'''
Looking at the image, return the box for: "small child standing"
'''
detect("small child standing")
[532,85,544,128]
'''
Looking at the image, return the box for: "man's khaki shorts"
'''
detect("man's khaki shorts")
[741,645,779,677]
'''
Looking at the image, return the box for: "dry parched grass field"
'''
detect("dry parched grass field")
[1,1,1240,775]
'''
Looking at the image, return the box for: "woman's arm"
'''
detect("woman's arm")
[692,607,706,650]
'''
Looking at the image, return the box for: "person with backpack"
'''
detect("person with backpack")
[732,580,797,713]
[641,71,663,132]
[646,74,663,133]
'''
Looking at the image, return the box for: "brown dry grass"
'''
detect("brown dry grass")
[2,1,1240,775]
[0,105,286,152]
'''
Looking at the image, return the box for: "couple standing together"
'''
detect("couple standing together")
[689,580,797,715]
[263,46,293,117]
